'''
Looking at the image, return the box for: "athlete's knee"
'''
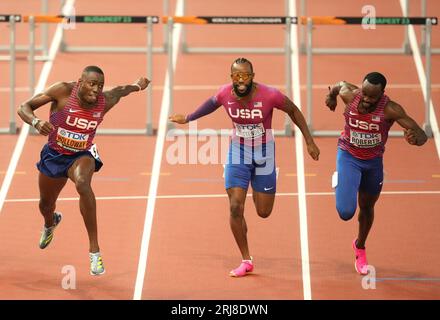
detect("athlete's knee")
[256,207,273,218]
[358,197,377,214]
[229,200,244,218]
[74,176,92,195]
[336,203,356,221]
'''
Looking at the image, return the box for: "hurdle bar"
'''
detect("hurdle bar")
[303,16,438,137]
[299,0,416,55]
[163,16,298,137]
[180,0,292,54]
[0,15,20,134]
[59,0,170,54]
[19,15,159,136]
[420,0,440,54]
[59,15,166,54]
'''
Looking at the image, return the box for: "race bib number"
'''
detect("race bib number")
[88,144,101,161]
[349,130,382,148]
[56,127,89,152]
[234,123,265,139]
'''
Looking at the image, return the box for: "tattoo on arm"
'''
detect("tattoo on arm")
[104,85,139,111]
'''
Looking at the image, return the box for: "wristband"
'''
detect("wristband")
[31,117,40,128]
[134,83,142,91]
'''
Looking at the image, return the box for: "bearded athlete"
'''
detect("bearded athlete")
[169,57,320,277]
[326,72,427,275]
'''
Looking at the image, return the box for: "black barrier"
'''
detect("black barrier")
[0,15,437,25]
[322,16,438,25]
[0,15,21,22]
[165,16,437,25]
[64,15,160,24]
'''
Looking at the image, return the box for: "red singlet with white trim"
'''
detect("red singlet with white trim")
[47,83,105,155]
[338,93,394,160]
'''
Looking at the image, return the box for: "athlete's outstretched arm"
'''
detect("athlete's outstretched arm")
[385,101,428,146]
[284,97,320,160]
[17,81,71,136]
[325,81,359,111]
[169,96,222,124]
[104,77,150,113]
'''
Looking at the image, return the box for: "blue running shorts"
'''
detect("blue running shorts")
[37,143,103,178]
[225,141,276,193]
[333,147,383,220]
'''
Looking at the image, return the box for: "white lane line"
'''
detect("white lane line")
[5,190,440,203]
[132,0,184,300]
[400,0,440,159]
[290,0,312,301]
[0,0,76,214]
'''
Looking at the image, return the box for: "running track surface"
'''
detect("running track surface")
[0,0,439,300]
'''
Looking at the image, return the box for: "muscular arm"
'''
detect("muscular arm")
[17,81,71,135]
[283,96,320,160]
[385,101,428,146]
[325,81,359,111]
[103,77,150,113]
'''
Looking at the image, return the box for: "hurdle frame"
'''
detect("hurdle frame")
[3,11,437,137]
[164,16,297,137]
[420,0,440,54]
[59,1,170,54]
[180,0,292,54]
[299,0,414,55]
[0,15,20,134]
[304,16,437,137]
[0,0,50,55]
[19,14,159,136]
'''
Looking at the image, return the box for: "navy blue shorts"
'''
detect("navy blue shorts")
[333,148,383,220]
[37,144,103,178]
[225,141,276,193]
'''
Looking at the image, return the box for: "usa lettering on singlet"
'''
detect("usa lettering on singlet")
[338,93,394,160]
[214,83,287,144]
[47,83,105,155]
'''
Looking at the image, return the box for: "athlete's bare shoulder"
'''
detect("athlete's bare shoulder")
[339,81,360,105]
[44,81,75,100]
[43,81,75,112]
[384,99,405,121]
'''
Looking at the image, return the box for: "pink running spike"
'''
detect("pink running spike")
[229,259,254,277]
[352,239,369,275]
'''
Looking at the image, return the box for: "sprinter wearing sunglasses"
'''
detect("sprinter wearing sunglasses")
[169,58,319,277]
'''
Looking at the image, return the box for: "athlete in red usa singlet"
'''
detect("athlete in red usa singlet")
[17,65,150,276]
[339,92,392,159]
[326,72,427,276]
[48,81,105,155]
[169,58,320,277]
